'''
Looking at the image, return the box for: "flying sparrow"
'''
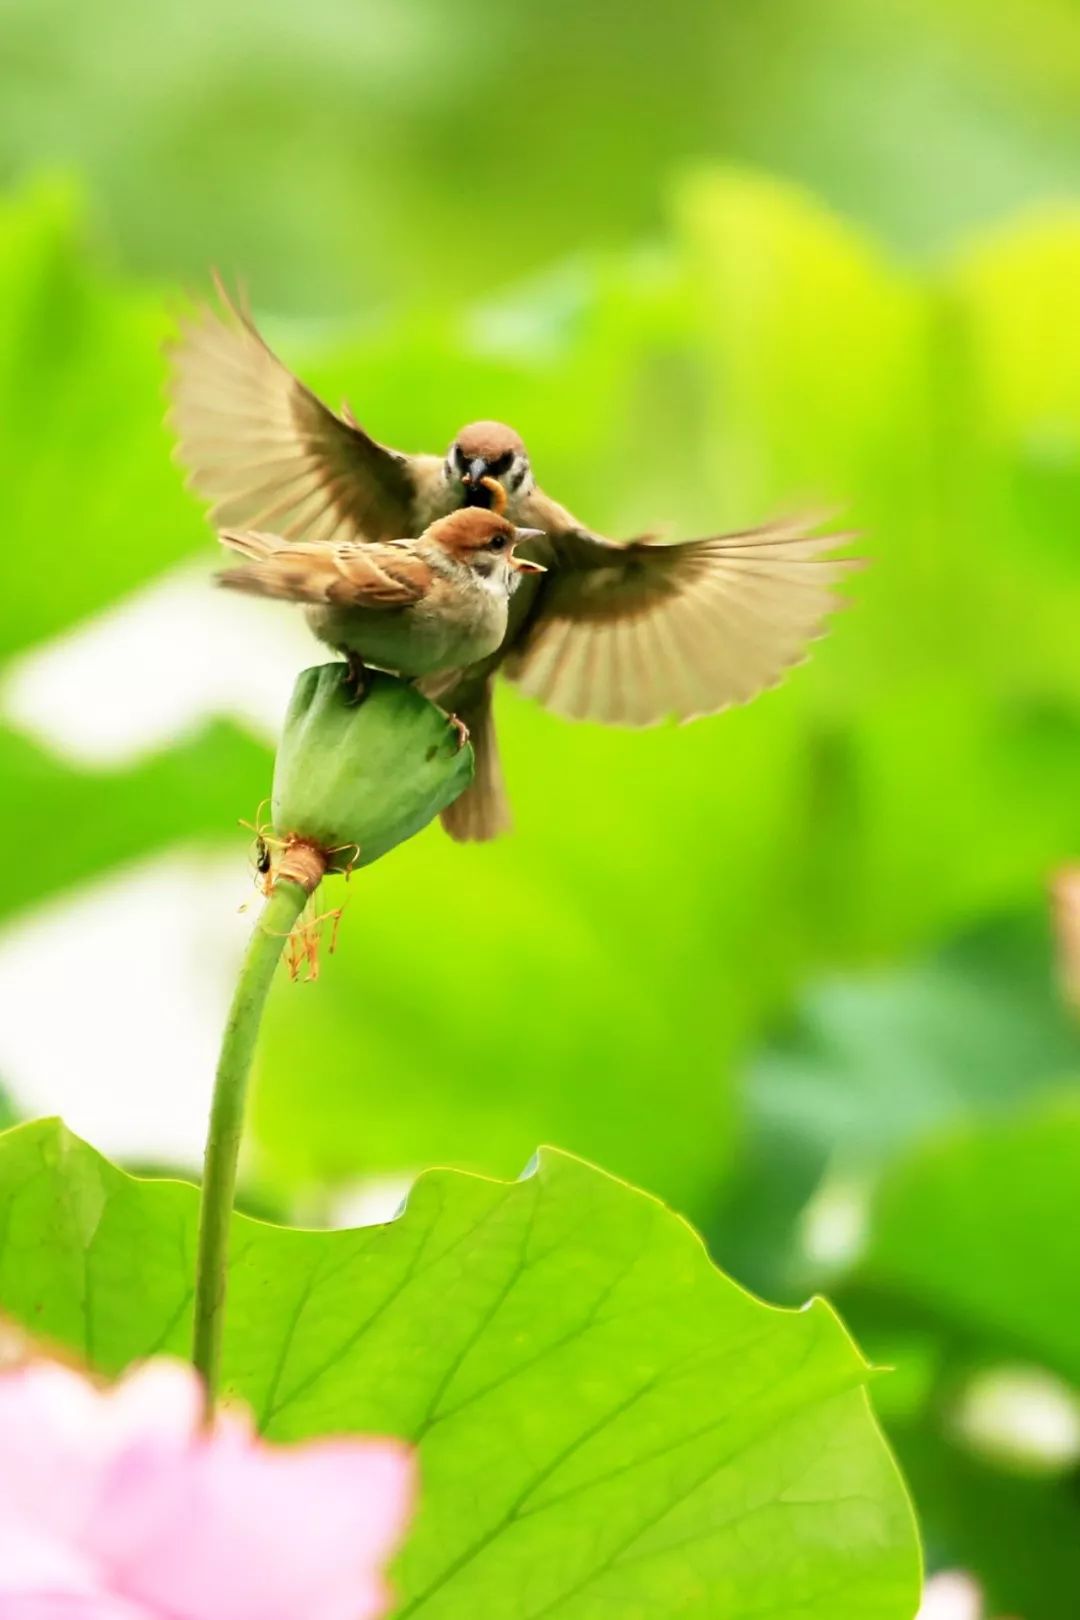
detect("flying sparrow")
[169,281,858,840]
[217,508,544,718]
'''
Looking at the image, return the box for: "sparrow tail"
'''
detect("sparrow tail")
[439,683,512,842]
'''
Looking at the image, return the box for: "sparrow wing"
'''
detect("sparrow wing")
[217,531,431,608]
[502,518,859,725]
[167,278,427,543]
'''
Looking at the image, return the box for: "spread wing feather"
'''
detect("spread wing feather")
[504,519,859,724]
[167,277,425,544]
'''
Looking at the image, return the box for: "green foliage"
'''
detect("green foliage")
[3,19,1080,1605]
[0,720,269,927]
[865,1095,1080,1384]
[0,1120,920,1618]
[702,906,1080,1620]
[717,907,1080,1299]
[2,0,1078,306]
[0,183,207,659]
[838,1097,1080,1620]
[884,1426,1080,1620]
[715,917,1080,1618]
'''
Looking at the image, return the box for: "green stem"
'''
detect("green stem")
[192,875,311,1408]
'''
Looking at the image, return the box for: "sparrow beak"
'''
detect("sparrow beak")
[510,527,547,573]
[464,457,488,487]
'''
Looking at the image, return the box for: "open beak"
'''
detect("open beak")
[464,457,488,486]
[509,527,547,573]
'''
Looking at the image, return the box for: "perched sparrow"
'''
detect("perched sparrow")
[169,281,858,840]
[217,508,544,695]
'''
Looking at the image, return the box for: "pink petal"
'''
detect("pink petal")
[97,1362,205,1448]
[0,1519,102,1593]
[0,1600,152,1619]
[97,1429,414,1620]
[0,1364,115,1545]
[0,1359,415,1620]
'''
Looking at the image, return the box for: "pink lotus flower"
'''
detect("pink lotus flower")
[0,1356,414,1620]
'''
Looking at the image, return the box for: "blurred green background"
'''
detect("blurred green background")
[2,1,1079,1615]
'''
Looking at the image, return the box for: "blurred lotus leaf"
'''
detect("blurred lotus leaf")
[716,906,1080,1299]
[844,1096,1080,1620]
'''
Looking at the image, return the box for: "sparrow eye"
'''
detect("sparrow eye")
[488,535,507,552]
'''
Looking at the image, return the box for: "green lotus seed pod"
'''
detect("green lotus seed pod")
[271,665,474,872]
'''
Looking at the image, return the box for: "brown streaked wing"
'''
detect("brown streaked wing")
[167,278,422,543]
[216,531,431,608]
[503,519,860,725]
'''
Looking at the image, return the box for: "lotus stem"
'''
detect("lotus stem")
[192,856,324,1409]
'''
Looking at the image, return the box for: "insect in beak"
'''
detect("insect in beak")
[478,475,508,515]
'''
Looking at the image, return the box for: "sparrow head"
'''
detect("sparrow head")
[446,421,533,507]
[424,508,546,583]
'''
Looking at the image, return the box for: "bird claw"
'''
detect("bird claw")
[449,714,470,750]
[344,655,371,706]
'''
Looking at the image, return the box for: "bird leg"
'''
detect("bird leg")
[343,652,372,705]
[448,713,470,751]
